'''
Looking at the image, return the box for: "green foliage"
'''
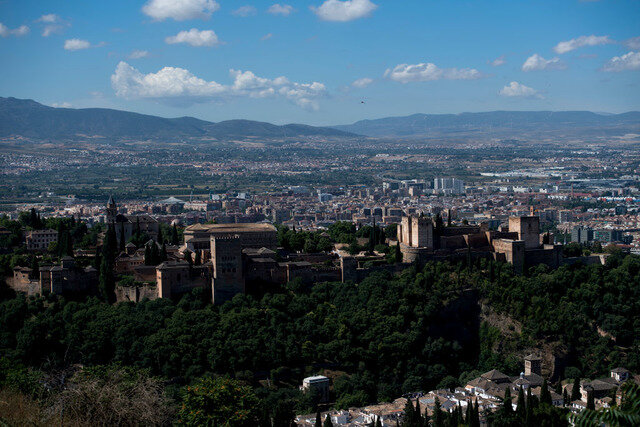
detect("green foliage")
[178,376,259,426]
[571,381,640,426]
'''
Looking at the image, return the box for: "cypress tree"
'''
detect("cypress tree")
[184,250,193,266]
[403,398,415,425]
[525,387,534,426]
[65,230,73,256]
[144,244,152,266]
[395,242,402,263]
[562,388,569,407]
[586,391,595,410]
[465,400,472,424]
[540,379,552,405]
[161,243,167,261]
[433,397,443,427]
[471,399,480,427]
[119,223,125,253]
[323,415,333,427]
[504,386,513,414]
[151,242,160,265]
[99,255,115,303]
[315,410,322,427]
[194,250,202,266]
[571,377,581,402]
[171,224,179,245]
[30,256,39,280]
[157,226,164,244]
[375,416,382,427]
[516,387,526,420]
[414,398,421,425]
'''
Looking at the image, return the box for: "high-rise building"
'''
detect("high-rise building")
[433,177,464,195]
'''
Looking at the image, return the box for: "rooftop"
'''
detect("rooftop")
[185,222,277,233]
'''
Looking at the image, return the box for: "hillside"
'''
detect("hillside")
[332,110,640,138]
[0,97,355,141]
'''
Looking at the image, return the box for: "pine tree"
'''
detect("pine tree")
[571,377,581,402]
[540,379,552,405]
[504,386,513,414]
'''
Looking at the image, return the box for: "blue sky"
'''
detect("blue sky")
[1,0,639,125]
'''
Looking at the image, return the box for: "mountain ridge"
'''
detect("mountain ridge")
[0,97,356,141]
[331,110,640,138]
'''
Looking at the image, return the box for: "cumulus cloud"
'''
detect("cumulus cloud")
[499,81,543,99]
[64,38,91,50]
[522,54,564,71]
[232,6,257,17]
[165,29,221,47]
[490,55,506,66]
[553,35,613,54]
[261,33,273,41]
[602,51,640,72]
[52,102,72,108]
[129,49,150,59]
[268,4,294,16]
[0,23,29,37]
[111,61,326,109]
[36,14,69,37]
[384,62,483,83]
[311,0,377,22]
[624,36,640,51]
[142,0,220,21]
[352,77,373,88]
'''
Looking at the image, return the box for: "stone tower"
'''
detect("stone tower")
[106,195,117,223]
[211,235,245,305]
[524,354,542,376]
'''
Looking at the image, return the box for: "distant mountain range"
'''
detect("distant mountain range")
[332,111,640,138]
[0,97,355,141]
[2,97,639,142]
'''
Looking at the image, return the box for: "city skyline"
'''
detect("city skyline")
[0,0,639,125]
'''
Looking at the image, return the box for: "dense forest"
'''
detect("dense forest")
[0,250,639,424]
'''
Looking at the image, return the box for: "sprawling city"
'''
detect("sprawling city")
[1,0,639,426]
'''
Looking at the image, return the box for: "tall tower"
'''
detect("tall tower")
[211,235,245,305]
[524,354,542,376]
[106,195,117,223]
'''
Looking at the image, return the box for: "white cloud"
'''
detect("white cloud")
[129,49,150,59]
[352,77,373,88]
[553,35,613,54]
[624,36,640,51]
[64,38,91,50]
[384,62,483,83]
[268,4,294,16]
[111,61,326,109]
[36,14,69,37]
[232,6,257,17]
[142,0,220,21]
[602,51,640,72]
[52,102,72,108]
[491,55,506,66]
[522,54,564,71]
[311,0,377,22]
[0,23,29,37]
[261,33,273,41]
[499,81,543,99]
[165,29,221,47]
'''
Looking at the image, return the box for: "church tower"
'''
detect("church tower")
[106,195,117,223]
